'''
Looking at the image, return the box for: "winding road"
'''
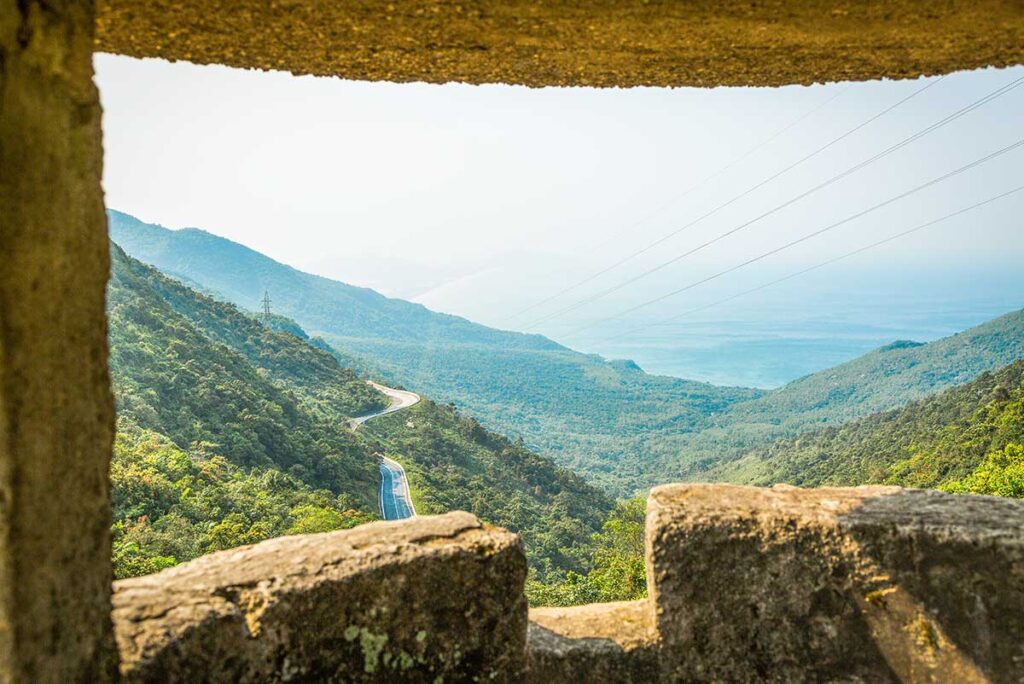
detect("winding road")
[378,455,416,520]
[351,382,420,521]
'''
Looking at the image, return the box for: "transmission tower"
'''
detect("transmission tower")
[261,290,272,324]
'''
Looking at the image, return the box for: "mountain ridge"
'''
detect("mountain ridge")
[108,209,566,351]
[716,358,1024,493]
[108,209,1024,497]
[108,209,764,495]
[107,242,614,581]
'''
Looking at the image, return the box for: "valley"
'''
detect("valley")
[107,244,614,586]
[109,209,1024,498]
[103,209,1024,609]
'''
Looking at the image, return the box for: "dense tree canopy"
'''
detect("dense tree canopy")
[111,425,373,578]
[107,243,621,586]
[357,399,614,582]
[524,498,647,607]
[110,209,1024,498]
[725,360,1024,495]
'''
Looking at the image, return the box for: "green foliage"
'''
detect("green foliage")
[720,314,1024,437]
[587,498,647,601]
[943,444,1024,497]
[325,334,762,497]
[111,425,373,579]
[359,400,614,582]
[109,209,1024,498]
[107,241,619,584]
[725,361,1024,496]
[526,498,647,607]
[107,209,763,496]
[108,210,1024,593]
[525,572,600,607]
[111,243,387,420]
[108,244,382,508]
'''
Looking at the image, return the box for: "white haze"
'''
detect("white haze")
[96,56,1024,387]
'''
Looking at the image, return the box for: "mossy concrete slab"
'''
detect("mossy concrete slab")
[647,483,1024,682]
[113,512,527,682]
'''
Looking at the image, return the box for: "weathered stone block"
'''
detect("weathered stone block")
[647,484,1024,683]
[1,0,116,681]
[527,601,658,683]
[112,512,527,682]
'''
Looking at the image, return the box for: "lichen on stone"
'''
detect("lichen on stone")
[358,628,389,673]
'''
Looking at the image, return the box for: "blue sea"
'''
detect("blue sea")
[571,296,1023,389]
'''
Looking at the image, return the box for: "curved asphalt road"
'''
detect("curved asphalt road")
[379,455,416,520]
[351,382,420,520]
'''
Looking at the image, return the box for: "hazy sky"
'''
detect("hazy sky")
[95,55,1024,386]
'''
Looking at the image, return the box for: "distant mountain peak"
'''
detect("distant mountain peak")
[107,208,569,352]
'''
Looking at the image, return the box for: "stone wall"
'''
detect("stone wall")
[0,1,117,681]
[528,600,657,683]
[646,484,1024,682]
[113,512,527,682]
[106,487,1024,682]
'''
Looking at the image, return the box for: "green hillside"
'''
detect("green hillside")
[108,244,613,582]
[719,360,1024,494]
[674,312,1024,482]
[724,313,1024,433]
[108,210,1024,497]
[240,308,1024,492]
[325,333,761,490]
[359,399,614,578]
[109,244,382,498]
[111,426,375,578]
[107,210,763,494]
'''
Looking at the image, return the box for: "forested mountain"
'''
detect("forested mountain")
[661,311,1024,481]
[325,335,762,493]
[108,210,561,349]
[109,244,382,497]
[107,210,763,492]
[723,312,1024,433]
[111,428,376,578]
[718,360,1024,495]
[109,209,1024,497]
[108,244,613,582]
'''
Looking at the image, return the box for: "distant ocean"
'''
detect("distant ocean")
[572,299,1023,389]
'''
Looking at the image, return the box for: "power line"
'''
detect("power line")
[594,184,1024,344]
[525,74,1021,330]
[556,137,1024,339]
[506,75,945,326]
[501,85,852,323]
[521,73,1023,330]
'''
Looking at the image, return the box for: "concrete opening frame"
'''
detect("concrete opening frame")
[1,1,1022,679]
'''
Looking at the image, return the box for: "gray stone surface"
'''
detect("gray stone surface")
[0,0,117,681]
[528,601,658,683]
[112,512,527,682]
[647,483,1024,683]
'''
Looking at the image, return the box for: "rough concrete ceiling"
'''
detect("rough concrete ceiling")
[95,0,1024,88]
